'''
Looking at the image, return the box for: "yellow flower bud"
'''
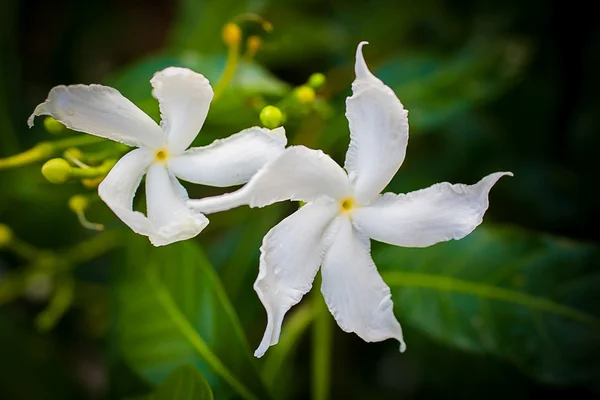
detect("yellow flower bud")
[262,20,273,32]
[68,195,89,213]
[308,73,326,90]
[222,23,242,47]
[295,86,316,105]
[43,117,65,134]
[41,158,71,184]
[247,36,262,53]
[260,106,284,129]
[0,223,13,247]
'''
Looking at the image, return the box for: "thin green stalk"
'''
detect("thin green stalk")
[213,41,240,100]
[0,135,104,170]
[62,231,123,266]
[69,159,116,179]
[8,237,40,261]
[51,135,104,149]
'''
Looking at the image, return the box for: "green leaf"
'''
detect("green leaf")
[376,40,531,133]
[114,236,272,400]
[139,364,213,400]
[375,226,600,387]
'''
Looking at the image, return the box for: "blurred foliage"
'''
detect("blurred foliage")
[1,0,599,399]
[115,236,271,400]
[378,226,600,389]
[135,364,214,400]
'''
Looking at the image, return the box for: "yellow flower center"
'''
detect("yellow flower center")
[155,148,169,162]
[340,198,355,213]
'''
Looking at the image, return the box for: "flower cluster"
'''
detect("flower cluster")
[28,42,511,357]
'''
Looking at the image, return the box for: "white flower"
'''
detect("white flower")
[29,67,287,246]
[188,42,512,357]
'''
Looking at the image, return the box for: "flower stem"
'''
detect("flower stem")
[311,273,332,400]
[0,135,104,170]
[213,34,241,100]
[69,159,116,179]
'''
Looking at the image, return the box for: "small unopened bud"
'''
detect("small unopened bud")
[295,86,316,105]
[308,73,326,90]
[222,23,242,47]
[43,117,65,134]
[68,194,104,231]
[0,224,13,247]
[68,195,89,213]
[260,106,284,129]
[41,158,71,184]
[262,20,273,32]
[247,36,262,54]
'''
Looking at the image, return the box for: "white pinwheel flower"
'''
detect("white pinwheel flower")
[29,67,286,246]
[188,42,512,357]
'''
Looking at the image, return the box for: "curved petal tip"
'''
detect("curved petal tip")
[399,340,407,353]
[355,41,372,79]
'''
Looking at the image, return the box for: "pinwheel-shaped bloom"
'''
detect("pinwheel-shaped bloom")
[29,67,286,246]
[189,42,512,357]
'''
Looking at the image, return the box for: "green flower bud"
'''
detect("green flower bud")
[308,73,326,89]
[0,224,13,247]
[222,23,242,47]
[68,195,89,212]
[41,158,71,184]
[295,86,316,105]
[260,105,284,129]
[43,117,65,134]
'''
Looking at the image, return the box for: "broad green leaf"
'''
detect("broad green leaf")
[376,40,531,132]
[114,236,272,400]
[375,226,600,387]
[139,364,213,400]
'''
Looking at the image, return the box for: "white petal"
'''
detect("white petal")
[321,216,405,350]
[352,172,513,248]
[151,67,214,154]
[254,202,340,357]
[187,146,351,214]
[28,84,164,148]
[98,148,154,235]
[168,126,287,187]
[344,42,409,204]
[145,163,209,246]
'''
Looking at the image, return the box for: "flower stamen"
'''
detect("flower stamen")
[340,197,355,213]
[155,149,169,163]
